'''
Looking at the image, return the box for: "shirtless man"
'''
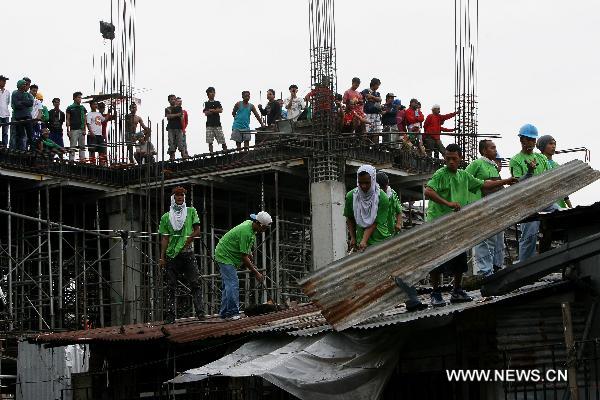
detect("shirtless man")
[125,103,150,163]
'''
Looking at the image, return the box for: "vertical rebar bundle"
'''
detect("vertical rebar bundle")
[308,0,343,183]
[454,0,479,162]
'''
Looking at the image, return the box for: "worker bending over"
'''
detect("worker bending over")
[426,144,516,306]
[214,212,271,320]
[344,165,391,252]
[159,186,204,323]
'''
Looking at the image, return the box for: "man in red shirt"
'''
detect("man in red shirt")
[177,97,189,135]
[423,104,457,158]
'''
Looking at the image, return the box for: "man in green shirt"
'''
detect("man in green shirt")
[466,140,505,277]
[426,144,516,306]
[215,211,271,319]
[509,124,558,262]
[536,134,572,209]
[159,186,203,323]
[344,165,391,252]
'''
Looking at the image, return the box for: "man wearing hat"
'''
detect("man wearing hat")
[214,212,271,320]
[509,124,553,262]
[381,93,401,147]
[423,104,457,158]
[10,79,34,150]
[0,76,10,146]
[159,186,204,323]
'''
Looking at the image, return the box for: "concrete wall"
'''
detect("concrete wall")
[310,181,347,269]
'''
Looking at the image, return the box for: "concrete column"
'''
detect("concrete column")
[310,181,347,269]
[106,196,143,326]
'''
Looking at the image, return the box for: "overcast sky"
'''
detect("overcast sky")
[4,0,599,205]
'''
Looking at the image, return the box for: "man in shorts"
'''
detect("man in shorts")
[203,87,227,153]
[231,91,264,151]
[165,94,188,160]
[125,103,150,164]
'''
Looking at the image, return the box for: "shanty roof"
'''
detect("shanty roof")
[300,160,600,331]
[32,277,569,346]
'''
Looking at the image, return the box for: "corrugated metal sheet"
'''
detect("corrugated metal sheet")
[300,160,600,331]
[16,341,89,400]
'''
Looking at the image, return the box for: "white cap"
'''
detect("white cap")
[432,104,440,110]
[250,211,273,226]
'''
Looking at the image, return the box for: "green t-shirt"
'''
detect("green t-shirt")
[42,137,61,150]
[426,166,484,222]
[214,220,256,267]
[547,159,568,209]
[385,189,403,235]
[159,207,200,258]
[343,188,391,245]
[509,152,548,178]
[465,158,501,201]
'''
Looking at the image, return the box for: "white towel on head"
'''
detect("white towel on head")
[169,194,187,231]
[353,165,380,228]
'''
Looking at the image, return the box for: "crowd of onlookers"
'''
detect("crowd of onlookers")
[0,74,458,165]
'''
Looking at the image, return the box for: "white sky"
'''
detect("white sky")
[4,0,599,205]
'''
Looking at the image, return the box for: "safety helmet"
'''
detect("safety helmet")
[518,124,538,139]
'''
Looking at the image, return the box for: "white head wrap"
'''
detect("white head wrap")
[169,194,187,231]
[352,165,380,228]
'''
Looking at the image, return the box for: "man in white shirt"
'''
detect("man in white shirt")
[29,84,43,143]
[0,75,10,146]
[284,84,305,120]
[85,100,106,164]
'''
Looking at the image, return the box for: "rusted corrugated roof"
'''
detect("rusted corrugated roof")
[32,303,321,345]
[300,160,600,331]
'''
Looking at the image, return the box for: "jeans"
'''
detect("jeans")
[473,231,504,276]
[68,129,86,161]
[0,117,8,146]
[165,250,203,321]
[518,204,559,263]
[218,263,240,318]
[10,117,32,150]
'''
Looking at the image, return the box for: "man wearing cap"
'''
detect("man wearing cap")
[10,80,34,150]
[509,124,553,262]
[381,94,401,147]
[214,212,271,319]
[159,186,204,323]
[0,76,10,147]
[423,105,457,158]
[537,134,572,209]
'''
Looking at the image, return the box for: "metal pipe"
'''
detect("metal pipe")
[0,208,110,238]
[96,201,105,327]
[37,190,42,330]
[58,186,63,325]
[210,182,215,311]
[275,171,280,303]
[82,205,88,329]
[7,182,12,330]
[46,186,54,328]
[260,174,266,303]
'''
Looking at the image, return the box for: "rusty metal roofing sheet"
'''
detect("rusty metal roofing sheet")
[300,160,600,331]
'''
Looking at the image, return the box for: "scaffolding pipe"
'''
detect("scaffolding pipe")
[0,209,111,238]
[96,201,105,327]
[7,183,12,330]
[275,171,280,303]
[45,186,55,328]
[58,186,63,324]
[83,206,88,329]
[37,190,42,330]
[260,174,266,303]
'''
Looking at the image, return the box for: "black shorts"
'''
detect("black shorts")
[432,252,468,275]
[88,135,107,154]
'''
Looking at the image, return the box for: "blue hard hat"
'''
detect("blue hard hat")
[518,124,538,139]
[392,99,401,106]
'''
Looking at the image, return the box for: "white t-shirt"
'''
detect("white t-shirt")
[86,112,105,136]
[31,99,43,119]
[284,97,305,120]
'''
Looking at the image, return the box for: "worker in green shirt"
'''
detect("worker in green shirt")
[509,124,558,263]
[344,165,391,252]
[159,186,204,323]
[466,140,505,277]
[426,143,516,306]
[215,212,271,320]
[376,171,428,312]
[36,127,65,158]
[536,134,572,209]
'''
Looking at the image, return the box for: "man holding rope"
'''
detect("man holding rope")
[159,186,204,323]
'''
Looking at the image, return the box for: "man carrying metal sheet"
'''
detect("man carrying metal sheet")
[509,124,557,263]
[425,144,517,307]
[159,186,204,323]
[214,212,271,320]
[344,165,391,253]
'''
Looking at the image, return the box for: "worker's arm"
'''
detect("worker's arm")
[358,223,378,251]
[482,177,518,190]
[165,107,182,119]
[65,111,71,132]
[425,186,461,211]
[346,217,357,251]
[565,197,573,208]
[138,116,151,134]
[441,112,457,121]
[395,213,403,232]
[159,235,170,267]
[441,126,455,132]
[232,102,239,117]
[183,223,201,250]
[252,105,265,126]
[242,254,263,282]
